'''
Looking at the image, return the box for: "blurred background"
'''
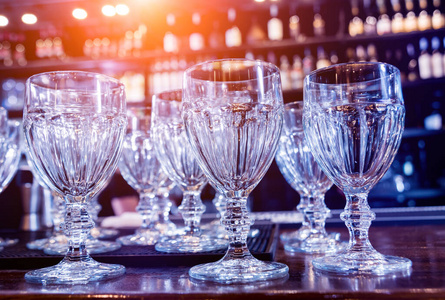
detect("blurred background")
[1,0,445,229]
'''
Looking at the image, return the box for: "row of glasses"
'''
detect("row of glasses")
[20,59,412,285]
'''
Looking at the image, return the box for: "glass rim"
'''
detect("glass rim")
[26,70,125,92]
[305,61,400,86]
[184,58,281,84]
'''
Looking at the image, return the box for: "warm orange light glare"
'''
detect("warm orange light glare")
[102,5,116,17]
[22,13,37,25]
[116,4,129,15]
[254,0,266,2]
[73,8,87,20]
[0,15,8,26]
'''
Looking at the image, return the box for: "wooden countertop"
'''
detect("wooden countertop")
[1,218,445,299]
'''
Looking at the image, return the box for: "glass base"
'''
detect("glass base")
[155,234,228,253]
[44,238,121,255]
[153,221,177,237]
[280,226,311,243]
[284,232,345,254]
[117,228,160,246]
[90,227,119,239]
[27,234,67,250]
[189,254,289,284]
[25,257,125,284]
[312,249,412,275]
[0,237,18,247]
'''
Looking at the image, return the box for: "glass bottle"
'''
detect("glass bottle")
[313,13,326,37]
[268,4,283,41]
[247,17,267,44]
[316,46,330,69]
[289,15,301,41]
[225,8,242,47]
[189,13,205,51]
[418,37,432,79]
[406,43,419,82]
[163,14,179,53]
[431,36,444,78]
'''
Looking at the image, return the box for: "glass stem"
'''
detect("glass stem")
[178,191,205,236]
[305,194,329,235]
[155,193,171,223]
[341,192,376,252]
[223,197,254,259]
[63,202,93,261]
[137,192,156,230]
[297,196,310,229]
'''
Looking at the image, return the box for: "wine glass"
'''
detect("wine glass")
[117,106,168,246]
[0,108,21,250]
[182,59,289,283]
[275,143,311,242]
[303,62,412,275]
[152,89,228,253]
[23,71,127,284]
[277,101,343,254]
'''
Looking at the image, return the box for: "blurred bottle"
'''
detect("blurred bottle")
[424,101,443,130]
[313,13,326,37]
[289,15,301,41]
[431,36,444,78]
[189,13,205,51]
[268,4,283,41]
[418,37,432,79]
[163,14,179,53]
[432,0,445,29]
[280,55,292,91]
[367,43,379,61]
[316,46,330,69]
[247,17,267,44]
[290,55,304,89]
[225,8,242,47]
[406,43,419,81]
[302,48,315,76]
[349,0,364,37]
[208,21,225,49]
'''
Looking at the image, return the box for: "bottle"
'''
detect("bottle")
[279,56,292,91]
[392,13,405,33]
[418,11,432,31]
[208,21,225,49]
[418,38,432,79]
[405,11,418,32]
[377,14,392,35]
[247,17,267,44]
[406,43,419,81]
[189,13,205,51]
[356,45,367,61]
[313,13,326,37]
[349,0,364,37]
[364,16,377,35]
[289,15,301,41]
[424,101,443,130]
[225,8,242,47]
[431,37,444,78]
[163,14,179,53]
[367,43,379,61]
[432,9,445,29]
[267,4,283,41]
[316,46,330,69]
[302,48,315,75]
[290,55,304,89]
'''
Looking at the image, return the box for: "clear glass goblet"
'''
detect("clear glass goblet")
[275,144,311,242]
[182,59,289,283]
[303,62,412,275]
[117,106,168,246]
[0,108,21,250]
[152,89,228,253]
[23,71,127,284]
[277,101,343,254]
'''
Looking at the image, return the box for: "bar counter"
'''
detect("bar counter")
[1,208,445,299]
